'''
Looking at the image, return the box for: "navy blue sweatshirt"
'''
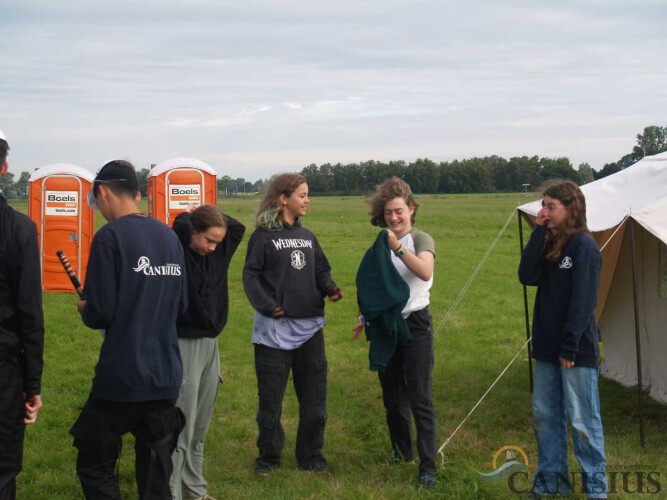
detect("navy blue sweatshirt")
[172,211,245,338]
[243,219,337,318]
[82,215,187,402]
[0,196,44,395]
[518,225,601,368]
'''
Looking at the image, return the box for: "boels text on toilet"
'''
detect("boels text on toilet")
[45,191,79,215]
[169,184,201,209]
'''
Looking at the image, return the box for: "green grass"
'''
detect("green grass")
[11,194,667,499]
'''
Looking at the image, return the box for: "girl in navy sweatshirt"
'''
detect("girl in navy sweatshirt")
[243,173,342,476]
[519,180,608,499]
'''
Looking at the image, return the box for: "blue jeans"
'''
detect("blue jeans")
[532,360,608,499]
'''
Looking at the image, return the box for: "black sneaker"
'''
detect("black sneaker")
[418,472,437,488]
[255,463,277,477]
[302,458,329,473]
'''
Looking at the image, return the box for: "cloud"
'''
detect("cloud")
[2,0,667,179]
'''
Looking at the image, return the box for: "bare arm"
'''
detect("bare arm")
[387,229,434,281]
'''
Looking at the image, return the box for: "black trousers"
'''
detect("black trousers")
[254,330,328,469]
[0,357,24,500]
[70,397,184,500]
[378,307,437,475]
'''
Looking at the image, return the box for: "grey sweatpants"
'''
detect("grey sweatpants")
[170,337,220,500]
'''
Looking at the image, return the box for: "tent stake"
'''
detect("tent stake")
[518,212,534,393]
[629,219,645,447]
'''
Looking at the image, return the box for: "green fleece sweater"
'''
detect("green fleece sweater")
[356,230,411,371]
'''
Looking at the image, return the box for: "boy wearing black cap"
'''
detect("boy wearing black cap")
[0,130,44,500]
[72,160,188,499]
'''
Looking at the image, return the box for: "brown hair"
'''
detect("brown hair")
[541,180,589,262]
[191,204,226,233]
[368,177,419,227]
[254,173,307,228]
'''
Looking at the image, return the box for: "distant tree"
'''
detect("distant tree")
[0,171,15,198]
[506,156,541,190]
[635,125,667,156]
[252,178,267,193]
[234,178,246,193]
[15,171,30,198]
[594,162,622,180]
[217,175,234,194]
[539,157,579,182]
[596,125,667,179]
[404,158,439,193]
[136,168,150,196]
[577,162,595,184]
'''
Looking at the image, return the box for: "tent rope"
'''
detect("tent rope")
[599,215,629,253]
[437,336,532,466]
[433,208,517,338]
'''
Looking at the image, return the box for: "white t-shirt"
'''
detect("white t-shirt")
[390,228,436,317]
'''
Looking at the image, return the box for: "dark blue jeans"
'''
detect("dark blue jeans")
[254,330,327,469]
[378,307,437,475]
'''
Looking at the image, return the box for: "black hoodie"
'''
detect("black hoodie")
[0,195,44,395]
[173,211,245,338]
[243,219,337,318]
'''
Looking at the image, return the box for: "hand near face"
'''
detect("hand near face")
[536,208,549,226]
[385,228,400,251]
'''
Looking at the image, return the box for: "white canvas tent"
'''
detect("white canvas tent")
[518,151,667,439]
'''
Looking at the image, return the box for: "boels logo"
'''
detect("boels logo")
[45,190,79,216]
[168,184,201,209]
[170,188,199,195]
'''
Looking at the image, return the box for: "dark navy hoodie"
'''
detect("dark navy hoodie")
[243,219,337,318]
[82,215,187,402]
[172,211,245,338]
[518,224,601,368]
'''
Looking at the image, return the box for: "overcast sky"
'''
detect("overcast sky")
[2,0,666,181]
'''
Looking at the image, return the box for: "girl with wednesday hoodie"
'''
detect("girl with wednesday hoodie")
[243,173,343,476]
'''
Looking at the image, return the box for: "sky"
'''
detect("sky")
[2,0,666,182]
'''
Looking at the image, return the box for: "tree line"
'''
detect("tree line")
[2,126,664,199]
[297,126,667,195]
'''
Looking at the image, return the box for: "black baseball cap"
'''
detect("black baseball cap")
[87,160,139,209]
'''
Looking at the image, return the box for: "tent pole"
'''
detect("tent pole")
[518,212,534,393]
[629,219,645,447]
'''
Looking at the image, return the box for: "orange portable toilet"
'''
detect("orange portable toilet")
[146,157,217,226]
[28,164,95,292]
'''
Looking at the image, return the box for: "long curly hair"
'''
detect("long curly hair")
[541,180,589,262]
[254,173,307,230]
[368,177,419,227]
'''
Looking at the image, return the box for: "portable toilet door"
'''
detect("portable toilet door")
[147,157,217,226]
[28,164,95,292]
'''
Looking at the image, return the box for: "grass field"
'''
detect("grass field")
[10,194,667,499]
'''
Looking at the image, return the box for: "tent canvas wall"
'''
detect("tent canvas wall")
[518,151,667,408]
